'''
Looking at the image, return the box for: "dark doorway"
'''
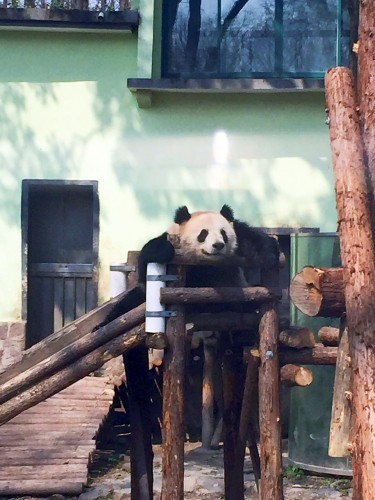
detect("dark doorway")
[22,180,99,348]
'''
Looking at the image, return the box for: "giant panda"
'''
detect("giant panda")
[95,204,280,329]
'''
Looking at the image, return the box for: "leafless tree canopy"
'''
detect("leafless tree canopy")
[164,0,351,77]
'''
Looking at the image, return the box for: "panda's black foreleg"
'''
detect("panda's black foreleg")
[138,232,175,283]
[93,233,175,332]
[92,285,146,331]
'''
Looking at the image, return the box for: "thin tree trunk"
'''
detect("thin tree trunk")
[325,66,375,500]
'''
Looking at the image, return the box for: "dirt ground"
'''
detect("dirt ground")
[85,442,352,499]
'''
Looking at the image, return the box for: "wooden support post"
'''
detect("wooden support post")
[202,338,216,449]
[123,252,153,500]
[222,342,244,500]
[236,349,261,490]
[161,265,187,500]
[329,325,351,458]
[258,268,283,500]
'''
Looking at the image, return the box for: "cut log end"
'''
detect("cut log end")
[290,267,345,318]
[280,364,313,387]
[279,326,316,349]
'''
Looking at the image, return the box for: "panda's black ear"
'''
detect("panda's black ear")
[220,204,234,222]
[174,206,191,224]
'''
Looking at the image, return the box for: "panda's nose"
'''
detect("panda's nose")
[212,242,225,251]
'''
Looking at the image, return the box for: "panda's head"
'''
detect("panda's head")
[168,204,237,259]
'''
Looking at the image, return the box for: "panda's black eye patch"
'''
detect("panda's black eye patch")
[197,229,208,242]
[221,229,228,243]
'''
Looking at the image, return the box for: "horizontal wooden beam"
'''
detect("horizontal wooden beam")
[160,286,281,304]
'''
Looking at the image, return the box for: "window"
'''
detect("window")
[162,0,351,79]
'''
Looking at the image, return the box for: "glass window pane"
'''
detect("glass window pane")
[283,0,338,73]
[165,0,219,76]
[220,0,275,74]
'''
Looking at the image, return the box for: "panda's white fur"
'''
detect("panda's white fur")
[167,210,237,259]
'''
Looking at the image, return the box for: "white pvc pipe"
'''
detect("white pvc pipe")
[145,262,166,334]
[109,263,127,298]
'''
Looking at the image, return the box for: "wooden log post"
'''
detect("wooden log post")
[290,266,345,317]
[236,349,261,490]
[258,268,283,500]
[201,338,216,449]
[122,252,154,500]
[326,66,375,500]
[161,265,187,500]
[222,342,244,500]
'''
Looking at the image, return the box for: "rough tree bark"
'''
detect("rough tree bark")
[357,1,375,205]
[325,66,375,500]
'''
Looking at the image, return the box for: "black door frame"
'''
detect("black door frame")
[21,179,99,322]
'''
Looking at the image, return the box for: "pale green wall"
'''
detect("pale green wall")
[0,26,337,321]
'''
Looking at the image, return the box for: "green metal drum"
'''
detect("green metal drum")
[288,233,352,476]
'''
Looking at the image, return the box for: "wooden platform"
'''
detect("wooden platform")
[0,375,115,496]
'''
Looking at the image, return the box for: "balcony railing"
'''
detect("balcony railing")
[0,0,139,30]
[2,0,130,10]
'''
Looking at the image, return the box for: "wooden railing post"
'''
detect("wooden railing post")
[259,268,284,500]
[161,265,187,500]
[222,341,244,500]
[124,252,153,500]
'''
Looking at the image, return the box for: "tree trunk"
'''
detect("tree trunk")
[326,66,375,500]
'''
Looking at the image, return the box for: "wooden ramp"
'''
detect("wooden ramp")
[0,376,114,496]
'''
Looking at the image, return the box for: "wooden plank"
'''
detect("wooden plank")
[329,328,352,457]
[0,480,84,496]
[0,436,96,446]
[0,464,88,478]
[10,413,108,423]
[0,447,92,456]
[0,457,89,466]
